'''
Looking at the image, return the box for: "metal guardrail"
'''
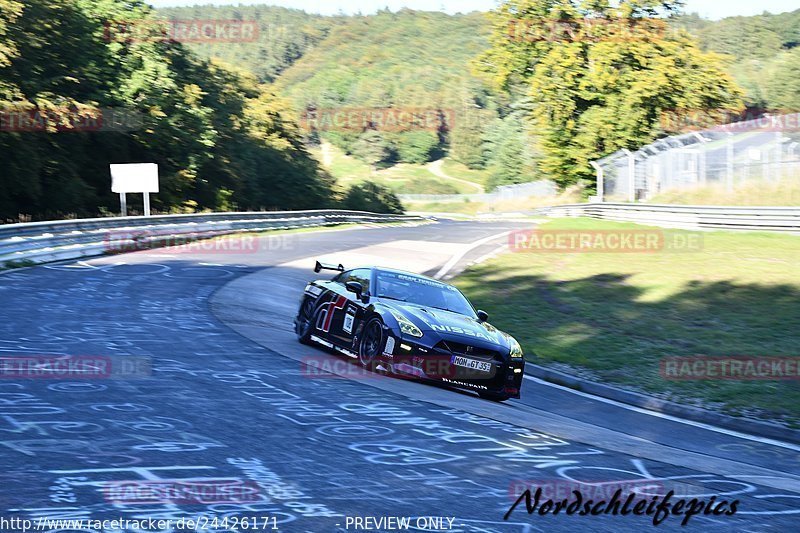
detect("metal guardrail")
[0,210,423,268]
[536,203,800,232]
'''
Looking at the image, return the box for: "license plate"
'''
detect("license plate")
[452,356,492,373]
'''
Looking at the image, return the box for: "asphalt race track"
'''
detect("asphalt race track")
[1,220,798,533]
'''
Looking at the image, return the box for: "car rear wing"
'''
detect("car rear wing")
[314,261,345,274]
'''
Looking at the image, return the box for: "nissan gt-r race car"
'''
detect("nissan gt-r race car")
[294,261,525,401]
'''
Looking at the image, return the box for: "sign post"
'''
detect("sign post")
[110,163,159,216]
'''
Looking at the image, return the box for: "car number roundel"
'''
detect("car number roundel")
[343,311,355,334]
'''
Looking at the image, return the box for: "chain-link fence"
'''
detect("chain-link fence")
[594,113,800,202]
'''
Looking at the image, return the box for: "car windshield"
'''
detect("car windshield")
[374,271,476,317]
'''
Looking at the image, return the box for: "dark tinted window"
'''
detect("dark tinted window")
[336,268,371,292]
[348,268,371,292]
[374,271,475,317]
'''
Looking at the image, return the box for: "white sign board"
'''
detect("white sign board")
[110,163,159,193]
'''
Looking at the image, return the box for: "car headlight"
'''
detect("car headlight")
[389,309,423,338]
[509,338,524,359]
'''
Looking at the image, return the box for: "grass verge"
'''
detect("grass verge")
[310,144,475,194]
[454,217,800,425]
[405,187,583,215]
[649,178,800,206]
[439,159,491,186]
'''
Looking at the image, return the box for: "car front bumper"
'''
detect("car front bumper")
[381,333,524,399]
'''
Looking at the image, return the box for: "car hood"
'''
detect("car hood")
[383,301,508,348]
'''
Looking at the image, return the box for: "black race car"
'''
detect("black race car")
[294,261,525,401]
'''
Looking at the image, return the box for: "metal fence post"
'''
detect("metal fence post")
[764,143,771,182]
[726,133,735,192]
[623,149,635,202]
[591,161,604,202]
[586,112,797,202]
[693,133,707,185]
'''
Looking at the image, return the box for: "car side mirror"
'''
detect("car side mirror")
[477,310,489,322]
[345,281,363,298]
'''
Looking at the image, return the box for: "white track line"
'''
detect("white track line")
[471,244,508,268]
[433,231,512,279]
[523,374,800,452]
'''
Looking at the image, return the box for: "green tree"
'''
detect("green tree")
[675,10,800,110]
[351,130,391,169]
[449,108,497,168]
[698,16,783,61]
[483,111,538,190]
[0,0,335,221]
[158,5,339,83]
[763,48,800,111]
[476,0,744,189]
[392,131,438,164]
[342,182,403,214]
[268,9,498,167]
[0,0,23,69]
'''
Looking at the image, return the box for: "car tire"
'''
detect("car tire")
[358,317,384,371]
[479,391,510,402]
[295,297,316,345]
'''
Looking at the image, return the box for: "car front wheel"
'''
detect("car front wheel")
[358,317,384,371]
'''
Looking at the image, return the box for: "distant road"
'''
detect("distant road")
[427,159,485,193]
[321,141,334,167]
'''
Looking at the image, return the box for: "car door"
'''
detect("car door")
[326,268,372,349]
